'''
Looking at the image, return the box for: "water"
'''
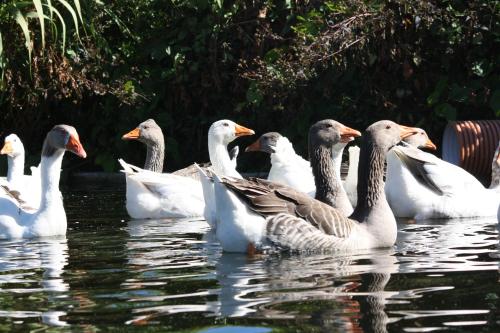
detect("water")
[0,188,499,332]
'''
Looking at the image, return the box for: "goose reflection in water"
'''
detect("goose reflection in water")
[254,248,399,333]
[0,237,69,326]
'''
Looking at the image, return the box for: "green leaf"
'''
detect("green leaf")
[246,82,263,106]
[427,77,448,105]
[50,6,67,52]
[449,84,469,102]
[471,61,485,76]
[58,0,80,40]
[124,80,135,94]
[489,89,500,113]
[72,0,83,24]
[14,9,32,64]
[33,0,45,48]
[435,103,457,120]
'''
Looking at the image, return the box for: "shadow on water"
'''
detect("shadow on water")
[0,188,498,332]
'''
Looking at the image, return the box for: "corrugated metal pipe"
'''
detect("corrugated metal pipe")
[442,120,500,184]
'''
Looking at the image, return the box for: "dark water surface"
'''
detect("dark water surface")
[0,187,499,332]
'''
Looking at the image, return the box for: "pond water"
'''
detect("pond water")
[0,186,499,332]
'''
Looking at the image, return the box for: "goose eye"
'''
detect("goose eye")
[223,123,229,127]
[420,132,424,135]
[386,125,391,129]
[325,124,333,128]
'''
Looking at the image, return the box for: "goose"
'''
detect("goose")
[385,134,499,219]
[345,128,437,207]
[119,119,254,220]
[245,132,315,195]
[0,134,41,207]
[211,120,418,253]
[0,125,86,239]
[245,126,361,215]
[197,121,254,227]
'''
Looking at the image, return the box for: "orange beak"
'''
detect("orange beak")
[66,135,87,158]
[234,124,255,137]
[340,126,362,143]
[122,128,141,140]
[0,141,13,155]
[245,139,261,152]
[423,138,437,151]
[399,125,420,140]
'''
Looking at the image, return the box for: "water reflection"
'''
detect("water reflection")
[0,189,498,332]
[0,237,69,326]
[397,217,499,272]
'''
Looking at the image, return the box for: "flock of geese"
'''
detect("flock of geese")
[0,120,499,253]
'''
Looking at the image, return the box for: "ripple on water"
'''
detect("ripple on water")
[0,190,498,332]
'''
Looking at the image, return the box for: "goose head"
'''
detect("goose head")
[208,120,255,145]
[245,132,282,154]
[404,128,436,150]
[309,119,361,150]
[1,134,24,158]
[42,125,87,158]
[366,120,419,151]
[122,119,164,147]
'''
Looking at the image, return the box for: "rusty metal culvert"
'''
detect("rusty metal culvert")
[442,120,500,185]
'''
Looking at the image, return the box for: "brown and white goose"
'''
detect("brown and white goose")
[212,120,418,253]
[119,119,254,220]
[0,125,86,239]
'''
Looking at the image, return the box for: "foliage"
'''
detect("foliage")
[0,0,498,174]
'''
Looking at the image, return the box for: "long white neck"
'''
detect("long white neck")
[39,150,65,210]
[331,145,345,180]
[208,136,241,178]
[7,153,25,185]
[346,148,360,184]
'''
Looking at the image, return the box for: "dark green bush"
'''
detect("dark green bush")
[0,0,498,174]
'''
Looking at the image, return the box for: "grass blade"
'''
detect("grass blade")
[57,0,80,40]
[50,6,66,53]
[33,0,45,48]
[14,9,32,64]
[46,0,55,37]
[72,0,83,24]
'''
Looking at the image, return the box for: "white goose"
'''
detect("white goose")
[0,125,86,239]
[245,133,315,194]
[0,134,41,208]
[344,128,438,207]
[245,126,361,216]
[385,132,499,219]
[119,119,254,220]
[211,120,418,253]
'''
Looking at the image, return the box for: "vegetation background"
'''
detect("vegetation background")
[0,0,498,175]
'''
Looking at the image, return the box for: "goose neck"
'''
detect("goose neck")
[144,142,164,173]
[39,150,65,210]
[7,153,24,184]
[208,136,239,177]
[351,139,388,222]
[310,145,343,207]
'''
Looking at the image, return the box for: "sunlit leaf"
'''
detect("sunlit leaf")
[58,0,80,40]
[50,6,67,52]
[14,9,32,64]
[33,0,45,48]
[72,0,83,24]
